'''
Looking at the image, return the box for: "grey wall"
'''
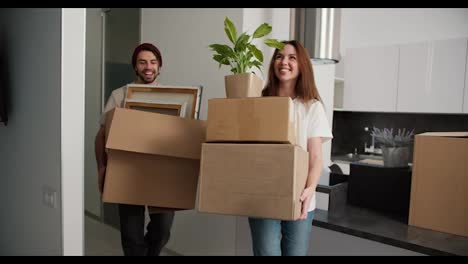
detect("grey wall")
[104,8,140,102]
[85,8,104,219]
[0,8,62,255]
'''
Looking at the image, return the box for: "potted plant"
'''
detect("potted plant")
[209,17,284,98]
[371,127,415,167]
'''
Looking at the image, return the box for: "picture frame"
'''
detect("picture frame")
[124,84,202,119]
[125,100,187,117]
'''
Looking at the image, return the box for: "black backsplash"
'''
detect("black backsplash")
[331,111,468,159]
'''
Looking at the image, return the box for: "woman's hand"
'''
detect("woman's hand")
[299,186,315,220]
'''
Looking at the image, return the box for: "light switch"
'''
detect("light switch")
[42,186,57,209]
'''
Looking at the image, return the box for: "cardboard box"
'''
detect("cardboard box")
[409,132,468,237]
[102,108,206,210]
[206,97,296,144]
[197,143,308,220]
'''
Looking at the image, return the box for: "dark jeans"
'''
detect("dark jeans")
[118,204,175,256]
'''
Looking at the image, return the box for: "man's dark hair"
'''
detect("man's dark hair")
[131,43,162,68]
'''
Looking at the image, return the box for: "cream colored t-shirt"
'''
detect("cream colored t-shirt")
[293,99,333,212]
[99,85,127,126]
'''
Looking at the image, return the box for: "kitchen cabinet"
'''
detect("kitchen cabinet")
[397,38,467,113]
[343,38,468,114]
[464,47,468,113]
[343,45,399,112]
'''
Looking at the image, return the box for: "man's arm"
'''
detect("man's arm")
[95,125,107,194]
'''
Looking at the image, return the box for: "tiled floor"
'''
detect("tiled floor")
[85,215,123,256]
[85,215,172,256]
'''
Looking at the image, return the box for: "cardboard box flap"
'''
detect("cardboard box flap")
[106,108,206,160]
[417,132,468,138]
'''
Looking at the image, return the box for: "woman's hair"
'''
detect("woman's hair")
[262,40,321,103]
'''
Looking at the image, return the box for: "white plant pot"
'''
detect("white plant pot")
[382,146,409,167]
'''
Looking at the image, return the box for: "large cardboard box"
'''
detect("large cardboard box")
[102,108,206,210]
[197,143,308,220]
[206,97,296,144]
[409,132,468,237]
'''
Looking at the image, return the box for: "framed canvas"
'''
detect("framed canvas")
[124,84,202,119]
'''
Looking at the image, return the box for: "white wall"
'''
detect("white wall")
[336,8,468,78]
[242,8,290,79]
[0,8,85,256]
[61,8,85,256]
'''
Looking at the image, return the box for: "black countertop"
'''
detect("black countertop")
[312,204,468,256]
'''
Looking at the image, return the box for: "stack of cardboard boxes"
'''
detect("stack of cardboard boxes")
[197,97,309,220]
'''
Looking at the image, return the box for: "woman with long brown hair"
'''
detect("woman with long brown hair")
[249,40,333,256]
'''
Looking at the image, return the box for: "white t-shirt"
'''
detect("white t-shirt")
[99,85,127,126]
[293,98,333,212]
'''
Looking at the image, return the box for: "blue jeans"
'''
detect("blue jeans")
[248,211,315,256]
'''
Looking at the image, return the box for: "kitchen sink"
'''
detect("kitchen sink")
[346,153,383,160]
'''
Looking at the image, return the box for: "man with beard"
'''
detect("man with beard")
[94,43,174,256]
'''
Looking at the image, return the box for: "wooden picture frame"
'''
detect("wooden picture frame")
[125,101,185,117]
[124,84,202,119]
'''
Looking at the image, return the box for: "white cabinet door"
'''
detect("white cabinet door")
[397,42,430,112]
[398,39,467,113]
[343,46,399,112]
[464,42,468,113]
[429,38,467,113]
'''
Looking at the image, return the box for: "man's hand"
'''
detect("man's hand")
[98,166,106,195]
[299,187,315,220]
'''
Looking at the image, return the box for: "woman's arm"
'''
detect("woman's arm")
[299,137,323,219]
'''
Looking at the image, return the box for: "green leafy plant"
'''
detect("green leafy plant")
[209,17,285,75]
[370,127,415,147]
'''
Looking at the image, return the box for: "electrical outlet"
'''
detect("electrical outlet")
[42,186,57,209]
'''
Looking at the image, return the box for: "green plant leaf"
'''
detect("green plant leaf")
[209,44,235,58]
[251,60,263,74]
[224,17,237,45]
[253,23,272,38]
[245,52,253,62]
[234,33,250,53]
[264,39,285,49]
[248,44,263,63]
[209,17,284,75]
[213,54,230,65]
